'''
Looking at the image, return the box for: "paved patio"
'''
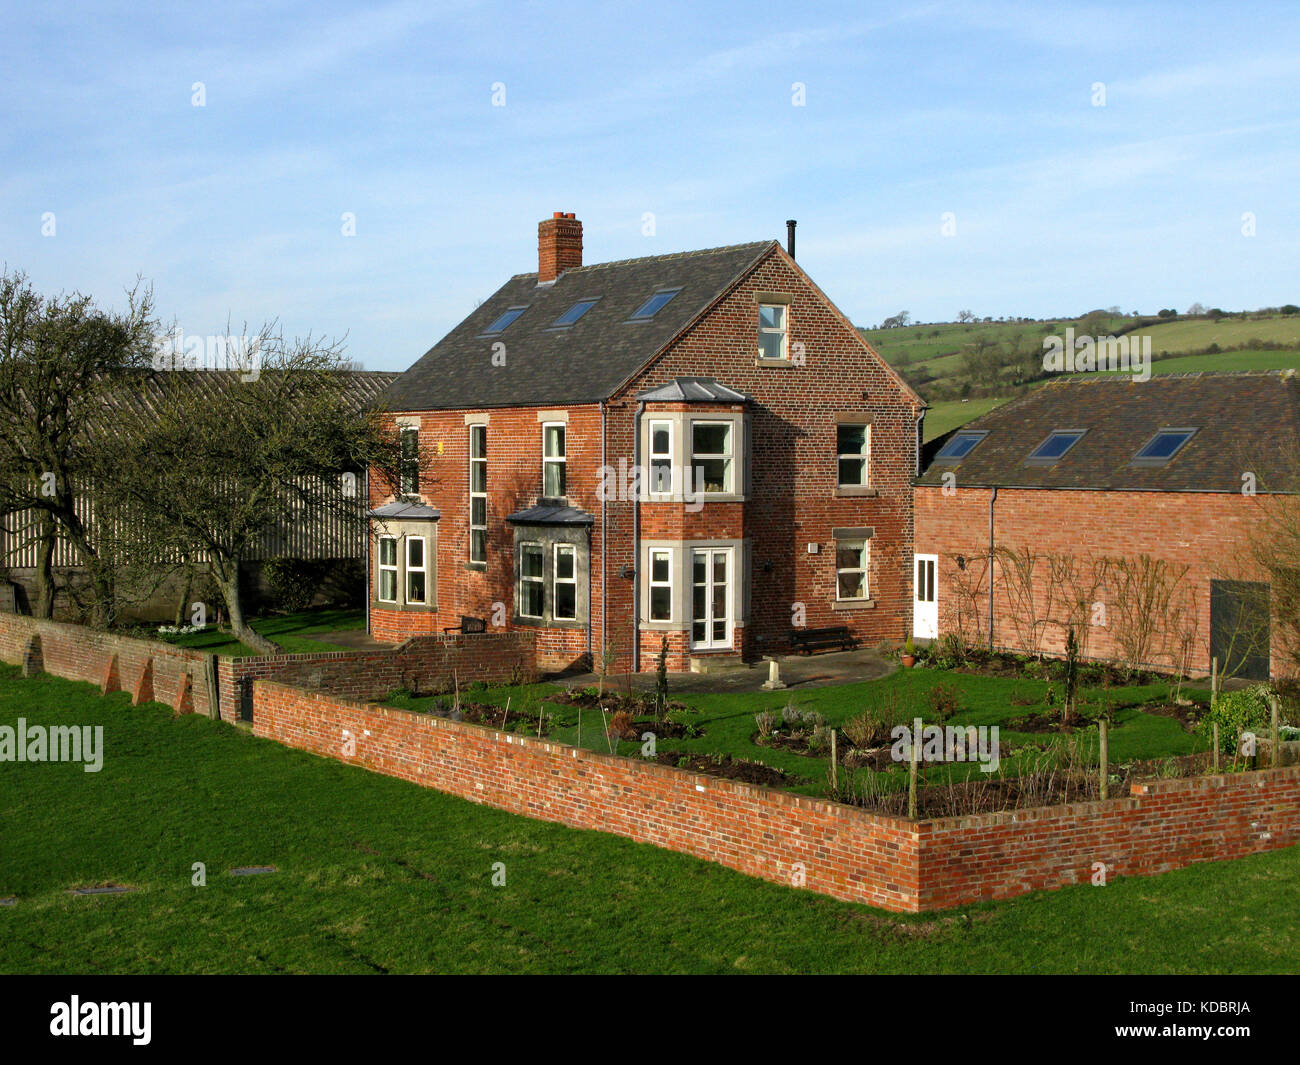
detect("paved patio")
[551,647,896,694]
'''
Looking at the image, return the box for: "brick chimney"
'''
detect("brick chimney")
[538,212,582,283]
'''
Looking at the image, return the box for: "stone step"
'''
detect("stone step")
[689,653,749,675]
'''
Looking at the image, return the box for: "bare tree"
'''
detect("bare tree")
[101,324,398,654]
[0,268,156,624]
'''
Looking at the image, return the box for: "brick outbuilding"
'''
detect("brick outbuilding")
[913,371,1300,679]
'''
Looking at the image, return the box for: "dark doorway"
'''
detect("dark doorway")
[1210,579,1270,681]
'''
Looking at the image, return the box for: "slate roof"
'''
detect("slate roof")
[381,242,775,411]
[636,376,750,403]
[916,371,1300,494]
[506,504,596,526]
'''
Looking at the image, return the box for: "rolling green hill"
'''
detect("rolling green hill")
[860,312,1300,442]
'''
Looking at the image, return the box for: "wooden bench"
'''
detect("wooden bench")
[790,626,857,654]
[442,615,487,636]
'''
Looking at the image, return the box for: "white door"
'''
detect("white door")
[691,548,732,650]
[914,554,938,640]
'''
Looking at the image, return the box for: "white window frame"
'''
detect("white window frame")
[520,541,545,619]
[690,420,734,495]
[469,425,487,564]
[542,422,566,499]
[837,423,870,488]
[758,302,789,361]
[836,539,870,602]
[648,547,674,622]
[648,419,674,496]
[405,535,428,604]
[553,543,577,621]
[377,536,398,603]
[399,426,419,495]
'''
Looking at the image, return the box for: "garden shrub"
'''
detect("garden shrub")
[926,682,959,721]
[263,557,329,613]
[843,692,907,748]
[1195,685,1275,753]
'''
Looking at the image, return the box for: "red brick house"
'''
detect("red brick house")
[367,213,924,672]
[913,372,1300,680]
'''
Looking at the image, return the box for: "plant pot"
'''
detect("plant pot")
[901,654,916,668]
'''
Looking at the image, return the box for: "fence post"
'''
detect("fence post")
[908,731,919,819]
[830,728,838,792]
[1099,718,1109,800]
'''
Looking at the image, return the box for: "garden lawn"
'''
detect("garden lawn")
[153,607,365,656]
[1,664,1296,974]
[388,667,1212,798]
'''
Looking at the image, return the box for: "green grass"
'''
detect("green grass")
[2,663,1296,974]
[153,607,365,656]
[388,667,1212,799]
[866,314,1300,442]
[1141,316,1300,354]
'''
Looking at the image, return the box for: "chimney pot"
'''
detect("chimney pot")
[538,212,583,282]
[786,219,797,260]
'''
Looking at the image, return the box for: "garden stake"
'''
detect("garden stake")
[830,728,838,792]
[600,704,613,754]
[500,697,510,731]
[1211,657,1218,707]
[1099,719,1108,800]
[1213,722,1220,772]
[1270,695,1280,768]
[908,734,919,819]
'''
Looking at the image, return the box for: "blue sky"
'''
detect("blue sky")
[3,0,1298,370]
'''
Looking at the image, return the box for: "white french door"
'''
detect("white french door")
[914,553,938,640]
[691,548,732,650]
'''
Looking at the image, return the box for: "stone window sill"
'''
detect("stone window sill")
[834,486,878,498]
[831,599,876,611]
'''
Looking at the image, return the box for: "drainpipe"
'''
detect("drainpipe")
[596,400,605,669]
[632,400,645,672]
[914,409,925,477]
[987,486,997,650]
[364,467,371,637]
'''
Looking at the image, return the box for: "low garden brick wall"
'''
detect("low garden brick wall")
[215,631,536,724]
[251,678,1300,913]
[0,612,214,716]
[252,679,923,911]
[0,611,536,724]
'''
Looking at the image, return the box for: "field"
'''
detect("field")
[2,663,1297,974]
[862,314,1300,442]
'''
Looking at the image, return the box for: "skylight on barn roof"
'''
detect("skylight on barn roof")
[551,298,599,327]
[628,288,681,321]
[481,306,527,335]
[1025,430,1085,465]
[935,429,988,463]
[1133,428,1197,466]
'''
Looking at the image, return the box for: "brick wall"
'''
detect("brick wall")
[0,611,536,724]
[915,485,1272,673]
[918,770,1300,909]
[251,678,1300,912]
[0,612,213,716]
[215,630,535,724]
[253,678,922,910]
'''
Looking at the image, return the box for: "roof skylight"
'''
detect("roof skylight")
[551,298,599,327]
[1025,430,1085,465]
[481,306,527,335]
[628,288,681,321]
[1133,428,1197,466]
[935,429,988,463]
